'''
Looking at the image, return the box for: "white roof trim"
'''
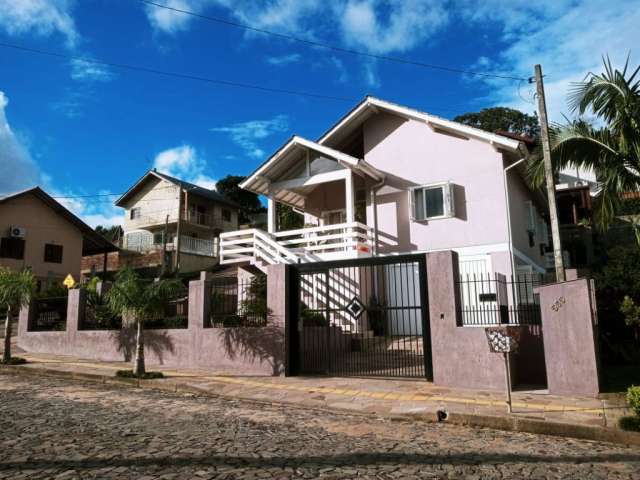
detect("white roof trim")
[239,136,375,192]
[318,96,524,154]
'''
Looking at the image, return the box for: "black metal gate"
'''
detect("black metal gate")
[288,254,431,379]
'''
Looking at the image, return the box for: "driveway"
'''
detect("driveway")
[1,373,639,479]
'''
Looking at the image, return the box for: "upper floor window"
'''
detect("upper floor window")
[130,207,142,220]
[222,208,232,222]
[0,237,25,260]
[410,183,455,221]
[44,244,63,264]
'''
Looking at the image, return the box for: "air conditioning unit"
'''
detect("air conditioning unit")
[9,226,26,238]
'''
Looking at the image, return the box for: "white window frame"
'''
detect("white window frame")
[409,182,455,221]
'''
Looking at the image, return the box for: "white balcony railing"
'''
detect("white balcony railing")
[179,235,219,257]
[219,222,374,265]
[122,233,218,258]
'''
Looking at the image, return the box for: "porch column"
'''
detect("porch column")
[345,170,355,224]
[267,197,276,234]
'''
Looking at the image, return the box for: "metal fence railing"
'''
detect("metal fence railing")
[209,276,268,328]
[30,296,68,331]
[145,295,189,329]
[456,274,546,326]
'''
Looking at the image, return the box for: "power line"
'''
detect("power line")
[0,41,353,102]
[139,0,528,82]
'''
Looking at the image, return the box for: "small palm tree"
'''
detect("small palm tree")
[529,56,640,235]
[107,268,184,376]
[0,267,36,364]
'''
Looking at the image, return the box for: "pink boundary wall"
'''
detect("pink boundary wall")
[535,278,601,396]
[426,251,547,391]
[17,268,286,376]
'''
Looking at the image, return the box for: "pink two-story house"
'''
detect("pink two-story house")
[220,96,549,280]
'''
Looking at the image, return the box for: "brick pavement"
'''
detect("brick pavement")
[1,373,640,479]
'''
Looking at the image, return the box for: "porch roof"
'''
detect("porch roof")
[240,136,384,208]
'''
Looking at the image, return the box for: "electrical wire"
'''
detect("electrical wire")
[139,0,528,82]
[0,41,354,102]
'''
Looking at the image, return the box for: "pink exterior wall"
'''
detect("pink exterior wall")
[504,165,547,271]
[18,275,285,376]
[363,113,510,255]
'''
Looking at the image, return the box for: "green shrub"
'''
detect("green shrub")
[627,385,640,417]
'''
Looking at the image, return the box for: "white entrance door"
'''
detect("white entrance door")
[385,263,422,335]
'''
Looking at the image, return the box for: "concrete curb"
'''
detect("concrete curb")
[2,365,640,447]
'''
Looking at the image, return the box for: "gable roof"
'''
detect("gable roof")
[239,96,529,204]
[115,170,239,208]
[318,96,526,155]
[239,135,384,207]
[0,187,118,256]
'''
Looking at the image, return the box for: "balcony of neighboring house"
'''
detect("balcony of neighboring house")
[127,206,228,231]
[122,230,219,258]
[218,136,382,267]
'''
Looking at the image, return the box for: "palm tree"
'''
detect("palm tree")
[529,56,640,235]
[0,267,35,364]
[107,269,184,376]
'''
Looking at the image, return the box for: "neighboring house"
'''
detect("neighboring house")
[220,96,550,279]
[84,170,239,276]
[0,187,116,291]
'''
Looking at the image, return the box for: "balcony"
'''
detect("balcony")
[122,234,218,258]
[128,211,226,230]
[219,222,374,265]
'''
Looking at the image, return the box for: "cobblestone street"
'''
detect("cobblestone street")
[1,373,639,479]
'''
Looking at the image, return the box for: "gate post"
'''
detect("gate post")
[267,263,290,376]
[535,278,600,396]
[426,251,510,390]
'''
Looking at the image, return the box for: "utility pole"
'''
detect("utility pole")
[175,189,183,273]
[160,214,169,277]
[533,64,565,282]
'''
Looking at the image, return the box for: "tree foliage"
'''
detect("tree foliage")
[95,225,123,243]
[106,268,184,375]
[215,175,266,224]
[454,107,540,137]
[528,56,640,235]
[0,267,35,363]
[276,203,304,231]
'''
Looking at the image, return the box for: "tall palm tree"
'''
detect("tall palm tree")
[529,57,640,235]
[0,267,35,364]
[107,269,184,376]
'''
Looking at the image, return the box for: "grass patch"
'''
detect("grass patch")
[619,416,640,432]
[115,370,164,379]
[0,357,27,365]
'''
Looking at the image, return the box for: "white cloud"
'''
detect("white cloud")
[70,58,114,82]
[461,0,640,122]
[0,0,78,47]
[210,115,289,159]
[337,0,448,54]
[152,144,218,189]
[266,53,302,66]
[363,60,380,88]
[144,0,203,35]
[142,0,449,56]
[0,91,40,194]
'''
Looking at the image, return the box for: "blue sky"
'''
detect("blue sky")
[1,0,639,226]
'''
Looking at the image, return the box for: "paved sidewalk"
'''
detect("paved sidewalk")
[2,351,638,445]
